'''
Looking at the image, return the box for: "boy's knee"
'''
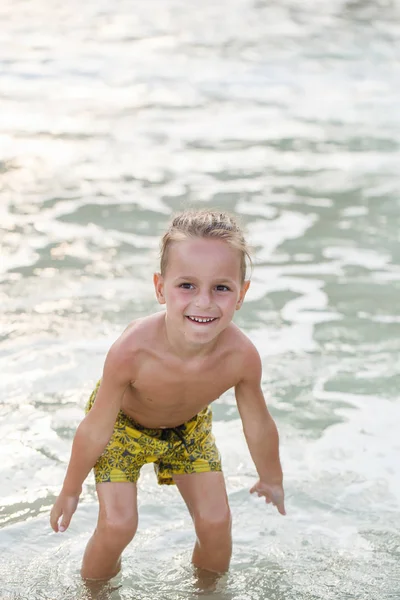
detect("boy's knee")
[98,513,138,547]
[194,506,232,542]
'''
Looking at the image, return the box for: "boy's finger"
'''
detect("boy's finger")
[276,499,286,516]
[50,507,61,532]
[59,513,72,532]
[250,484,258,494]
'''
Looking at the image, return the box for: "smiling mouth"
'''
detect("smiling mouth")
[186,316,218,324]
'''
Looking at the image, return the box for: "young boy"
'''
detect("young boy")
[50,209,285,581]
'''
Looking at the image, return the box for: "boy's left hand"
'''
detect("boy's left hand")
[250,480,286,515]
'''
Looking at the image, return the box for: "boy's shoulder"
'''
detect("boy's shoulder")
[223,325,262,385]
[116,313,163,349]
[223,323,261,362]
[107,313,163,363]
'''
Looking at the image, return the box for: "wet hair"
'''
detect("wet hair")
[160,209,252,282]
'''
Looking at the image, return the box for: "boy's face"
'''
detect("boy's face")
[154,238,250,346]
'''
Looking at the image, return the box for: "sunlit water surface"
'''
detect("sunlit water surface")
[1,0,400,598]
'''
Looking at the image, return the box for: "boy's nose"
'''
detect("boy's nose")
[195,291,212,309]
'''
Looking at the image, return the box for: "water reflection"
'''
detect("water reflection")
[1,0,400,598]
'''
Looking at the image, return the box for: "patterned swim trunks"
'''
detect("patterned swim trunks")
[86,380,222,485]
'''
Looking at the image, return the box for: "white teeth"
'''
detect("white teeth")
[188,316,216,323]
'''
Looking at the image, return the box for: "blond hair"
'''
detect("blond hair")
[160,209,252,282]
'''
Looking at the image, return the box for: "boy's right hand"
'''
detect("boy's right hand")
[50,491,80,533]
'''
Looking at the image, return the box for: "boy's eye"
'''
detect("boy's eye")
[215,285,230,292]
[179,283,194,289]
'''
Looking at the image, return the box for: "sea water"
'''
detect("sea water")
[1,0,400,598]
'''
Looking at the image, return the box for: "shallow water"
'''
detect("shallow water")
[1,0,400,598]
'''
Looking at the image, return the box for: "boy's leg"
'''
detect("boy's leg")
[173,471,232,573]
[81,482,138,581]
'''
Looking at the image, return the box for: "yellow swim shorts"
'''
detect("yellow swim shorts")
[86,380,222,485]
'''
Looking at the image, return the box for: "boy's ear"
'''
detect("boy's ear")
[153,272,166,304]
[236,280,250,310]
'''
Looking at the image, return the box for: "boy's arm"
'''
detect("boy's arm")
[50,343,133,532]
[235,344,286,515]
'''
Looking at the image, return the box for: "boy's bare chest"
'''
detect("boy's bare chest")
[122,354,238,427]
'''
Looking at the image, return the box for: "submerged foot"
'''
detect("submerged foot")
[193,565,228,593]
[81,572,122,600]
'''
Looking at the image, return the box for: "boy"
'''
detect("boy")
[50,209,285,581]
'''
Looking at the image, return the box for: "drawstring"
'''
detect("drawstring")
[171,426,190,454]
[161,425,190,454]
